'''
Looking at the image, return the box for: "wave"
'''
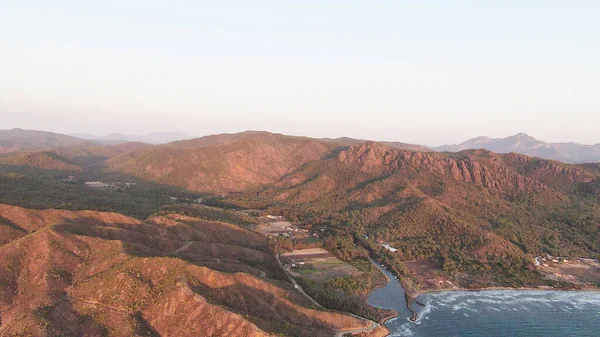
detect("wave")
[413,290,600,322]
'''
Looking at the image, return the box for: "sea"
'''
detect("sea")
[367,261,600,337]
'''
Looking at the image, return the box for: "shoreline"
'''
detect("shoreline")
[367,258,600,325]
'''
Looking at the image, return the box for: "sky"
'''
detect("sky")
[1,1,599,146]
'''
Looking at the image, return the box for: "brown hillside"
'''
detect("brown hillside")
[280,142,596,199]
[0,204,375,337]
[245,141,600,290]
[107,132,337,193]
[106,132,431,194]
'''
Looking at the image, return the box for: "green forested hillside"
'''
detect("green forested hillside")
[226,143,600,291]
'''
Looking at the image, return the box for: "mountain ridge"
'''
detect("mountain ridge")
[105,131,430,194]
[438,133,600,163]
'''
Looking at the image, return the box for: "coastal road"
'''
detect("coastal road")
[276,253,381,336]
[333,320,380,337]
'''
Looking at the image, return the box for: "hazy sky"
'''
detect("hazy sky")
[1,1,599,146]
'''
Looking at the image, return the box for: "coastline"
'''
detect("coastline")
[367,257,600,325]
[408,285,600,299]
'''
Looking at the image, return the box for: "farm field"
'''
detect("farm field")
[281,248,362,281]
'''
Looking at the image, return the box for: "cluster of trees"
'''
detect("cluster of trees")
[295,277,381,321]
[323,235,370,264]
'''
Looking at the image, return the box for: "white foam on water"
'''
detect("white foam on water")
[384,290,600,336]
[450,301,479,313]
[560,306,571,312]
[413,299,434,325]
[390,324,414,337]
[385,315,403,325]
[425,290,600,312]
[408,289,600,331]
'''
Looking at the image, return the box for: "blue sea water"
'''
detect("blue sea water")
[367,261,600,337]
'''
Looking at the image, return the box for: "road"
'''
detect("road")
[275,253,381,336]
[173,241,193,254]
[275,253,323,309]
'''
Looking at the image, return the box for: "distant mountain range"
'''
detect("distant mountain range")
[4,128,600,164]
[437,133,600,163]
[69,132,193,144]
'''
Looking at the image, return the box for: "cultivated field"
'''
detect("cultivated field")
[281,248,362,281]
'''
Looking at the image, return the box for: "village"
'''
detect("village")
[534,254,600,286]
[84,181,137,191]
[253,214,311,239]
[166,196,204,204]
[62,175,139,191]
